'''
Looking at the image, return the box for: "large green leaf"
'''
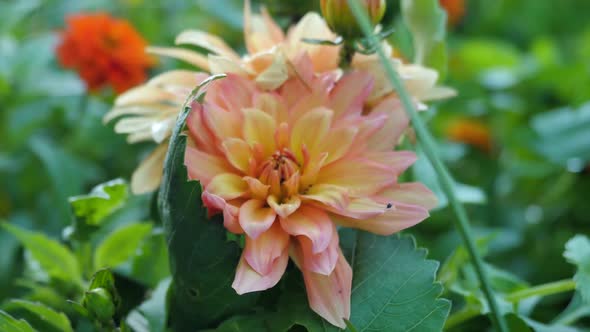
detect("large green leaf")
[345,232,450,331]
[1,223,82,288]
[4,300,72,332]
[68,179,129,241]
[158,75,258,330]
[564,235,590,303]
[94,223,152,270]
[0,310,35,332]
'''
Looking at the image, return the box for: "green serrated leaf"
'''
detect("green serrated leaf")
[346,232,450,331]
[1,223,82,287]
[0,310,35,332]
[94,223,152,270]
[68,179,128,241]
[158,76,258,330]
[564,235,590,303]
[5,300,72,332]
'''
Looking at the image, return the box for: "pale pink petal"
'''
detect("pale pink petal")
[232,249,288,295]
[201,191,226,215]
[377,182,439,210]
[244,177,270,200]
[223,202,244,234]
[205,173,248,200]
[366,97,409,151]
[300,184,349,212]
[279,205,333,254]
[186,103,219,155]
[316,158,396,196]
[320,126,358,164]
[206,74,256,112]
[147,70,209,88]
[243,0,284,54]
[329,71,374,118]
[332,203,429,235]
[113,85,176,108]
[253,92,288,124]
[297,226,339,275]
[297,249,351,329]
[185,145,234,186]
[208,54,252,76]
[203,103,242,142]
[267,195,301,218]
[365,151,417,176]
[239,199,277,239]
[244,222,290,275]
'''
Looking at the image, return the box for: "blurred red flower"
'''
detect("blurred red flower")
[439,0,466,26]
[56,13,154,94]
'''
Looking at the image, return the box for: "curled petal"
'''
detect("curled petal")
[244,176,270,200]
[290,107,333,161]
[244,223,290,275]
[298,249,351,329]
[222,138,253,173]
[223,202,244,234]
[267,195,301,218]
[206,173,248,200]
[279,205,333,254]
[301,184,349,212]
[232,248,288,295]
[243,108,277,157]
[185,145,234,186]
[297,225,339,275]
[239,199,277,239]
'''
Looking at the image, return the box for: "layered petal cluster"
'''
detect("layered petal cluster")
[104,2,453,194]
[56,13,154,93]
[184,55,438,328]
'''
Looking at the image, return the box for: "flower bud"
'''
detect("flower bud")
[83,288,115,322]
[320,0,386,39]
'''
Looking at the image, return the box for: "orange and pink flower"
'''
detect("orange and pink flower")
[184,55,438,328]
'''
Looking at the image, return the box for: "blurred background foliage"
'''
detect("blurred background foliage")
[1,0,589,331]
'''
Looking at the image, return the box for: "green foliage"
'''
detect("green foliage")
[564,235,590,303]
[0,310,35,332]
[1,223,83,288]
[4,300,73,332]
[94,223,152,270]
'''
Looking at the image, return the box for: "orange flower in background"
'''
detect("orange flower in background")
[56,13,154,94]
[440,0,466,26]
[446,118,492,152]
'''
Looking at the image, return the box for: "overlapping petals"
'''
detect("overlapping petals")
[184,55,438,328]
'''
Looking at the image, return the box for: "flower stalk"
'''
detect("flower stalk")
[345,0,509,331]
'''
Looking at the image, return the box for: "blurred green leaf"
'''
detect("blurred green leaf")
[4,300,72,332]
[564,235,590,303]
[1,223,82,287]
[0,310,35,332]
[94,223,152,270]
[68,179,128,241]
[505,313,584,332]
[531,103,590,166]
[130,229,170,288]
[401,0,446,65]
[135,278,171,332]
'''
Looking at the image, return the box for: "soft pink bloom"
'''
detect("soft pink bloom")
[184,55,438,328]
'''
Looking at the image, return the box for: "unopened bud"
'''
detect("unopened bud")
[320,0,386,39]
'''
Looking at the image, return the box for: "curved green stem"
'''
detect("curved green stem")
[345,1,508,331]
[505,279,576,303]
[444,306,481,330]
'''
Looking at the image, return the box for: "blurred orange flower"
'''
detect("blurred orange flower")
[439,0,466,26]
[446,118,493,152]
[56,13,154,94]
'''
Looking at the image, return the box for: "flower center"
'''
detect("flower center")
[257,149,300,197]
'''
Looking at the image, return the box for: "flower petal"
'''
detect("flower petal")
[222,138,253,173]
[297,226,339,275]
[244,222,290,275]
[131,143,167,194]
[205,173,248,200]
[223,202,244,234]
[244,176,270,200]
[232,249,288,295]
[279,205,333,254]
[290,107,333,161]
[239,199,277,239]
[175,29,240,60]
[184,145,234,186]
[147,46,209,70]
[297,249,351,329]
[267,195,301,218]
[243,108,277,157]
[316,158,395,196]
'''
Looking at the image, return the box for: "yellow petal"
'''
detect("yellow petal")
[131,143,168,194]
[175,29,240,60]
[206,173,248,200]
[222,138,253,173]
[147,46,210,71]
[290,107,333,162]
[243,108,277,157]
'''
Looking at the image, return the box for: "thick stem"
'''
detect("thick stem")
[505,279,576,303]
[444,306,481,330]
[345,1,509,331]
